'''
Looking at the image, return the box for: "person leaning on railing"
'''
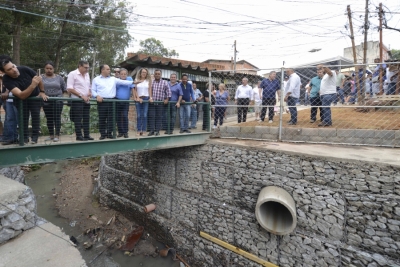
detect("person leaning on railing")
[67,60,93,141]
[41,61,66,142]
[1,59,48,144]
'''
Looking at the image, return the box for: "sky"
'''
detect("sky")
[125,0,400,71]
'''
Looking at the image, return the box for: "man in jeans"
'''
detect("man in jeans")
[179,74,195,133]
[166,73,182,135]
[189,82,202,129]
[307,69,324,123]
[284,69,301,125]
[260,71,280,123]
[149,69,170,136]
[318,65,337,127]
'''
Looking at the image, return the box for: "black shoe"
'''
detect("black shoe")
[31,137,38,144]
[107,135,113,139]
[184,130,191,133]
[288,122,297,125]
[24,138,29,144]
[117,133,123,138]
[84,135,94,140]
[99,136,106,140]
[123,133,129,138]
[155,131,160,136]
[76,136,88,141]
[148,132,154,136]
[318,123,332,127]
[179,130,184,133]
[2,140,18,145]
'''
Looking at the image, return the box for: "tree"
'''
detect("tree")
[390,49,400,60]
[137,38,179,58]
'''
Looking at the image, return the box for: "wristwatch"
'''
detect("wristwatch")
[79,94,83,98]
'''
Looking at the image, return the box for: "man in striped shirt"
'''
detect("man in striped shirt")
[149,69,171,136]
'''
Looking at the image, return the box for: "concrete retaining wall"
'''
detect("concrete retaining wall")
[97,143,400,267]
[219,126,400,147]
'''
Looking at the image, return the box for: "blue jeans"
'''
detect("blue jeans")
[3,101,19,141]
[166,103,177,132]
[135,97,149,132]
[388,82,397,95]
[190,105,197,128]
[333,87,345,104]
[321,93,336,125]
[287,96,298,123]
[179,104,191,130]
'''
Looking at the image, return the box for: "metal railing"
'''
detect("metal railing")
[1,97,211,147]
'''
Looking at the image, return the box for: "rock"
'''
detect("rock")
[372,253,387,266]
[0,228,15,244]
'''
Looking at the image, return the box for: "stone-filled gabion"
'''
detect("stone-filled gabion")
[97,143,400,267]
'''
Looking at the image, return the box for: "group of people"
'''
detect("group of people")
[0,56,208,145]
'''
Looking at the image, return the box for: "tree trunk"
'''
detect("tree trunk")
[12,12,22,65]
[54,2,73,72]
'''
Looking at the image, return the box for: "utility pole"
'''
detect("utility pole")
[379,2,384,94]
[347,5,361,100]
[233,40,237,73]
[360,0,369,104]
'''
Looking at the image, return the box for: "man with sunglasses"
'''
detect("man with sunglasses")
[0,59,47,144]
[114,68,120,79]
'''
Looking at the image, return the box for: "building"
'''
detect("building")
[343,41,390,64]
[203,58,259,75]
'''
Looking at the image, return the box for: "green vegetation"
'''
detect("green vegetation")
[137,38,179,58]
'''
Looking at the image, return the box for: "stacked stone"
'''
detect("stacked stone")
[0,185,37,244]
[98,143,400,267]
[0,166,24,183]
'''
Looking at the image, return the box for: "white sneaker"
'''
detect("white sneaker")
[269,120,273,123]
[212,125,217,129]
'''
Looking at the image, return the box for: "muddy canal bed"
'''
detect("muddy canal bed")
[25,160,181,267]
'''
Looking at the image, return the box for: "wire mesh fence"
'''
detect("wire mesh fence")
[210,63,400,147]
[0,97,211,147]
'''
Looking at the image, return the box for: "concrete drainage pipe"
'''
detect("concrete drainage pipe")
[255,186,297,235]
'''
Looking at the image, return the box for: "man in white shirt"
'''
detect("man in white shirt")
[234,77,253,123]
[284,69,301,125]
[318,64,337,127]
[252,81,262,121]
[92,64,134,139]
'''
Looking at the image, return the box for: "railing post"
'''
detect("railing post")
[208,71,212,132]
[167,101,171,134]
[112,100,116,139]
[18,100,24,146]
[278,67,285,141]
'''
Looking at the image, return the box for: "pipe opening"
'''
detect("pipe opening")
[259,201,294,234]
[255,186,297,235]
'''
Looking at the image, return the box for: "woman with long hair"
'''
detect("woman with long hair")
[133,68,152,135]
[42,61,66,142]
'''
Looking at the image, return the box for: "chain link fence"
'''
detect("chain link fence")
[209,62,400,147]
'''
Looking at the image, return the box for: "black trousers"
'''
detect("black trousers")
[237,98,250,123]
[71,101,90,137]
[202,104,210,130]
[43,101,63,136]
[260,98,276,121]
[148,103,164,132]
[18,99,41,140]
[310,96,323,121]
[97,101,114,137]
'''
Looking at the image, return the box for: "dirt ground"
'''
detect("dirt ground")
[237,107,400,130]
[54,158,159,257]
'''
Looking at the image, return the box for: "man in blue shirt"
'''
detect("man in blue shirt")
[115,68,134,138]
[92,64,134,139]
[308,69,324,123]
[372,58,386,95]
[259,71,280,122]
[166,73,182,134]
[179,74,195,133]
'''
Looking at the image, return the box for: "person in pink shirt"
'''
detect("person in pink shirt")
[66,60,93,141]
